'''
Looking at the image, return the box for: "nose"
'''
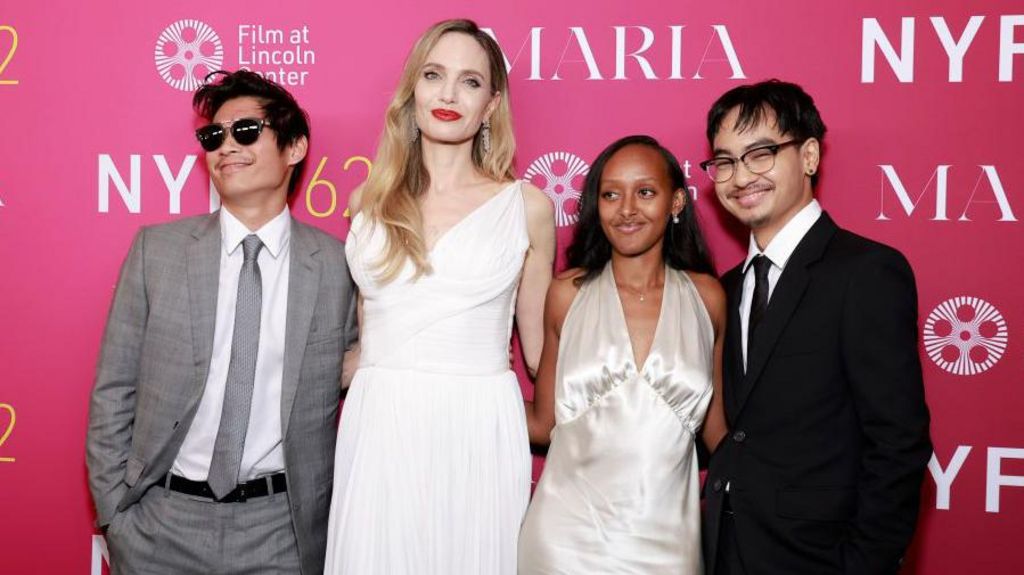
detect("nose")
[218,130,243,154]
[619,193,637,216]
[439,78,458,104]
[732,160,758,188]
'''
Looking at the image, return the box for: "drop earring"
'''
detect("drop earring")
[409,117,420,143]
[481,120,491,154]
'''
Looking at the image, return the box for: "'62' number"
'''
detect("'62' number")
[0,403,15,462]
[0,25,19,85]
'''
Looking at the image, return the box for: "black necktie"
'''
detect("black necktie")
[748,254,772,342]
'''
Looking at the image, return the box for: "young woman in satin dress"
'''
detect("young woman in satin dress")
[521,135,727,574]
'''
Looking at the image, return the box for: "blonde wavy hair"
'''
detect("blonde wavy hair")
[360,19,517,282]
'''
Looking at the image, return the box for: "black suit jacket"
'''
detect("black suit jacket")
[702,212,931,575]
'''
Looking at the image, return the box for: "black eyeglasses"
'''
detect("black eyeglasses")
[699,139,803,183]
[195,118,271,152]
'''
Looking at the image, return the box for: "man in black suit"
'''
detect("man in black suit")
[699,80,931,574]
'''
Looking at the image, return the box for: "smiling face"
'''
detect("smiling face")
[711,106,819,247]
[205,96,305,210]
[412,32,500,146]
[598,144,684,259]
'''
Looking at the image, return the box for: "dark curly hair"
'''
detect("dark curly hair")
[566,135,715,285]
[193,69,311,195]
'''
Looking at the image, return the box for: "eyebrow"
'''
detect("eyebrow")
[599,176,664,186]
[712,137,781,157]
[421,62,486,78]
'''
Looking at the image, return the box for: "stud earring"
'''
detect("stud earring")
[672,213,680,224]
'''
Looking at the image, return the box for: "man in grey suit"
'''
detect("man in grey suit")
[87,70,357,574]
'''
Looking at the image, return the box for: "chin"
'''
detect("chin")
[745,212,774,230]
[422,128,474,145]
[612,241,657,258]
[728,206,766,228]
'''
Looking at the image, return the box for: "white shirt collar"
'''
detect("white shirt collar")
[220,206,291,259]
[743,199,822,273]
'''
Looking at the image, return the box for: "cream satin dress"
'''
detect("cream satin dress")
[519,263,714,574]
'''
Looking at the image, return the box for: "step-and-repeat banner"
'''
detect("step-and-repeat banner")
[1,0,1021,572]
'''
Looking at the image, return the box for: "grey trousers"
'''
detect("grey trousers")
[106,483,301,574]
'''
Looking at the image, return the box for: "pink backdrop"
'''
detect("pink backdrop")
[1,1,1022,572]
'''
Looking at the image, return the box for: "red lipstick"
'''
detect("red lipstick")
[432,109,462,121]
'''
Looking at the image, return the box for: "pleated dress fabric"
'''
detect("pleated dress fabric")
[324,181,531,575]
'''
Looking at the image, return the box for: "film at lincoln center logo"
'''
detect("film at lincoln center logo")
[524,152,590,228]
[155,19,224,91]
[923,296,1008,376]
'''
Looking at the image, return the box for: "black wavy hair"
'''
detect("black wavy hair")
[566,135,715,285]
[193,69,311,196]
[705,78,827,187]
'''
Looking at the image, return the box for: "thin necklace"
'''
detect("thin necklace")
[617,281,659,303]
[620,285,648,302]
[614,266,665,303]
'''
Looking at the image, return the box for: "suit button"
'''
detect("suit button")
[712,479,724,492]
[733,430,747,443]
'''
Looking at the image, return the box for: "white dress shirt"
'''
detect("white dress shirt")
[740,200,822,370]
[172,206,291,481]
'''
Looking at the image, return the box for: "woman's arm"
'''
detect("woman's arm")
[688,271,729,453]
[515,183,555,377]
[524,273,579,445]
[340,184,365,389]
[341,295,363,389]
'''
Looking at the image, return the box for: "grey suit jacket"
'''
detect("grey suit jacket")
[86,212,357,575]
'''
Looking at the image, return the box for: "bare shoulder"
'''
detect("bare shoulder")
[555,266,587,283]
[520,181,554,221]
[547,268,585,320]
[685,271,727,330]
[348,183,366,216]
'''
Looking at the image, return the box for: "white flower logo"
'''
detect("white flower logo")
[155,19,224,92]
[524,151,589,228]
[923,296,1008,376]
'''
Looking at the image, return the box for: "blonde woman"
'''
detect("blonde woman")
[324,19,555,575]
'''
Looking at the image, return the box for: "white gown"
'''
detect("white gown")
[325,181,531,575]
[518,263,714,574]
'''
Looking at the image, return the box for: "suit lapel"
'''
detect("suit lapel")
[733,212,837,419]
[281,221,321,437]
[186,213,222,405]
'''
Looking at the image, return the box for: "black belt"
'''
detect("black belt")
[166,472,287,503]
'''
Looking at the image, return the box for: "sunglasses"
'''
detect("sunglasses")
[195,117,271,152]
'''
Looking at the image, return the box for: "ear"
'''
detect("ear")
[483,90,502,123]
[287,135,309,167]
[801,137,821,176]
[672,188,686,217]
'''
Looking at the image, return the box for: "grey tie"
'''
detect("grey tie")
[207,234,264,499]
